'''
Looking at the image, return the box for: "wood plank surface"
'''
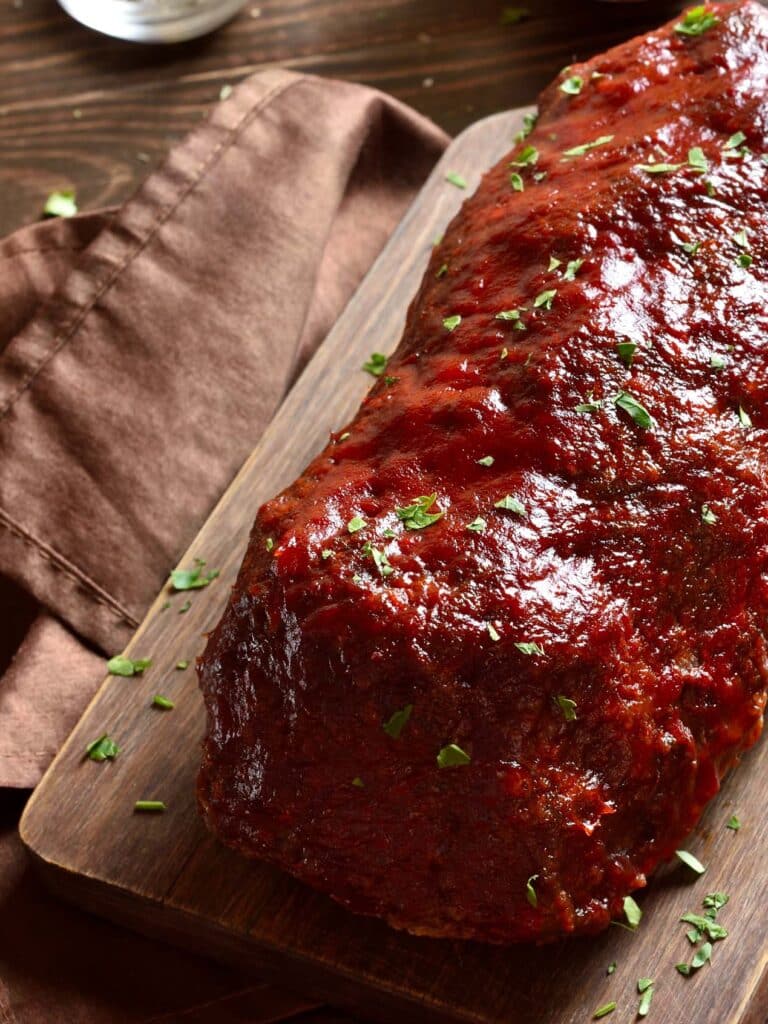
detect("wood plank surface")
[20,107,768,1024]
[0,0,694,240]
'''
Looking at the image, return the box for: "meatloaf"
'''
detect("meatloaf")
[198,1,768,943]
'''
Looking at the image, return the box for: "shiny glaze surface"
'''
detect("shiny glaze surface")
[199,1,768,943]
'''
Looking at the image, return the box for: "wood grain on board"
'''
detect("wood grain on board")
[0,0,694,239]
[20,108,768,1024]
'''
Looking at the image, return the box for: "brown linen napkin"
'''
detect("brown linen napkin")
[0,68,448,788]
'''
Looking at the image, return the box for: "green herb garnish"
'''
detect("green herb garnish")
[637,979,654,1018]
[533,288,557,310]
[476,455,494,467]
[563,257,584,281]
[555,695,577,721]
[383,704,413,739]
[724,131,747,151]
[443,314,462,332]
[347,515,367,534]
[152,695,175,710]
[396,494,444,530]
[509,172,524,192]
[107,655,151,677]
[363,352,387,376]
[560,75,583,96]
[86,735,119,762]
[614,391,654,429]
[675,5,719,36]
[701,503,718,525]
[575,396,603,414]
[616,340,637,367]
[727,814,741,831]
[134,800,166,813]
[179,600,191,613]
[514,641,544,656]
[363,542,394,578]
[738,404,752,428]
[265,537,274,552]
[487,622,501,642]
[676,849,706,875]
[547,256,562,272]
[688,146,708,173]
[526,874,539,907]
[176,660,189,670]
[436,743,471,768]
[500,6,529,26]
[321,548,333,559]
[637,161,683,175]
[436,263,448,278]
[445,171,467,189]
[170,561,219,591]
[593,1004,616,1020]
[623,894,642,929]
[562,135,613,160]
[467,516,487,533]
[682,240,702,255]
[510,145,539,168]
[494,495,526,515]
[496,308,526,330]
[352,776,365,788]
[738,253,753,268]
[43,189,78,218]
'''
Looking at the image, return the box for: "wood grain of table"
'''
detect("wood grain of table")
[0,0,693,239]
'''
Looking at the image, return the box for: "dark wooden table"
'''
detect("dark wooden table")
[0,0,692,239]
[1,2,694,1023]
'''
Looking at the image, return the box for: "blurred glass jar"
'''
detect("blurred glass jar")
[57,0,250,43]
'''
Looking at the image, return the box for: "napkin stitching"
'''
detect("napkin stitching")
[0,505,137,628]
[0,74,299,425]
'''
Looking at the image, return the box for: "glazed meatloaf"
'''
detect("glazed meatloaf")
[198,1,768,943]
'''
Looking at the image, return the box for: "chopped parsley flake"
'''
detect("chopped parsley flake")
[738,253,753,268]
[676,849,706,875]
[614,391,654,429]
[86,735,119,762]
[733,228,749,249]
[352,776,365,788]
[547,256,562,272]
[176,660,189,670]
[701,503,718,525]
[688,146,708,173]
[607,962,617,976]
[623,894,642,929]
[443,314,462,332]
[727,814,741,831]
[43,190,78,218]
[436,743,471,768]
[509,172,524,192]
[616,340,637,367]
[724,131,747,151]
[363,352,387,376]
[637,980,654,1018]
[679,911,728,943]
[637,161,683,175]
[738,404,752,428]
[515,111,538,142]
[363,542,394,578]
[563,257,584,281]
[710,353,726,369]
[476,455,494,467]
[383,704,413,739]
[562,135,613,160]
[347,515,367,534]
[494,494,526,515]
[436,263,448,278]
[134,800,165,813]
[501,347,509,359]
[555,695,577,721]
[593,1004,616,1020]
[682,240,702,255]
[533,288,557,310]
[487,622,501,642]
[510,145,539,168]
[560,75,583,96]
[265,537,274,553]
[170,561,219,590]
[396,494,444,530]
[179,600,191,614]
[675,5,719,36]
[526,874,539,907]
[152,694,175,710]
[515,641,544,656]
[467,516,487,533]
[496,308,526,330]
[445,171,467,189]
[107,655,151,677]
[575,396,603,414]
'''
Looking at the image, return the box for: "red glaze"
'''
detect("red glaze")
[199,1,768,943]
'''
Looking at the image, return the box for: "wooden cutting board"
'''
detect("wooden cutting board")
[20,108,768,1024]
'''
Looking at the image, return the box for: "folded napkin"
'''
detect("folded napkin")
[0,68,447,788]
